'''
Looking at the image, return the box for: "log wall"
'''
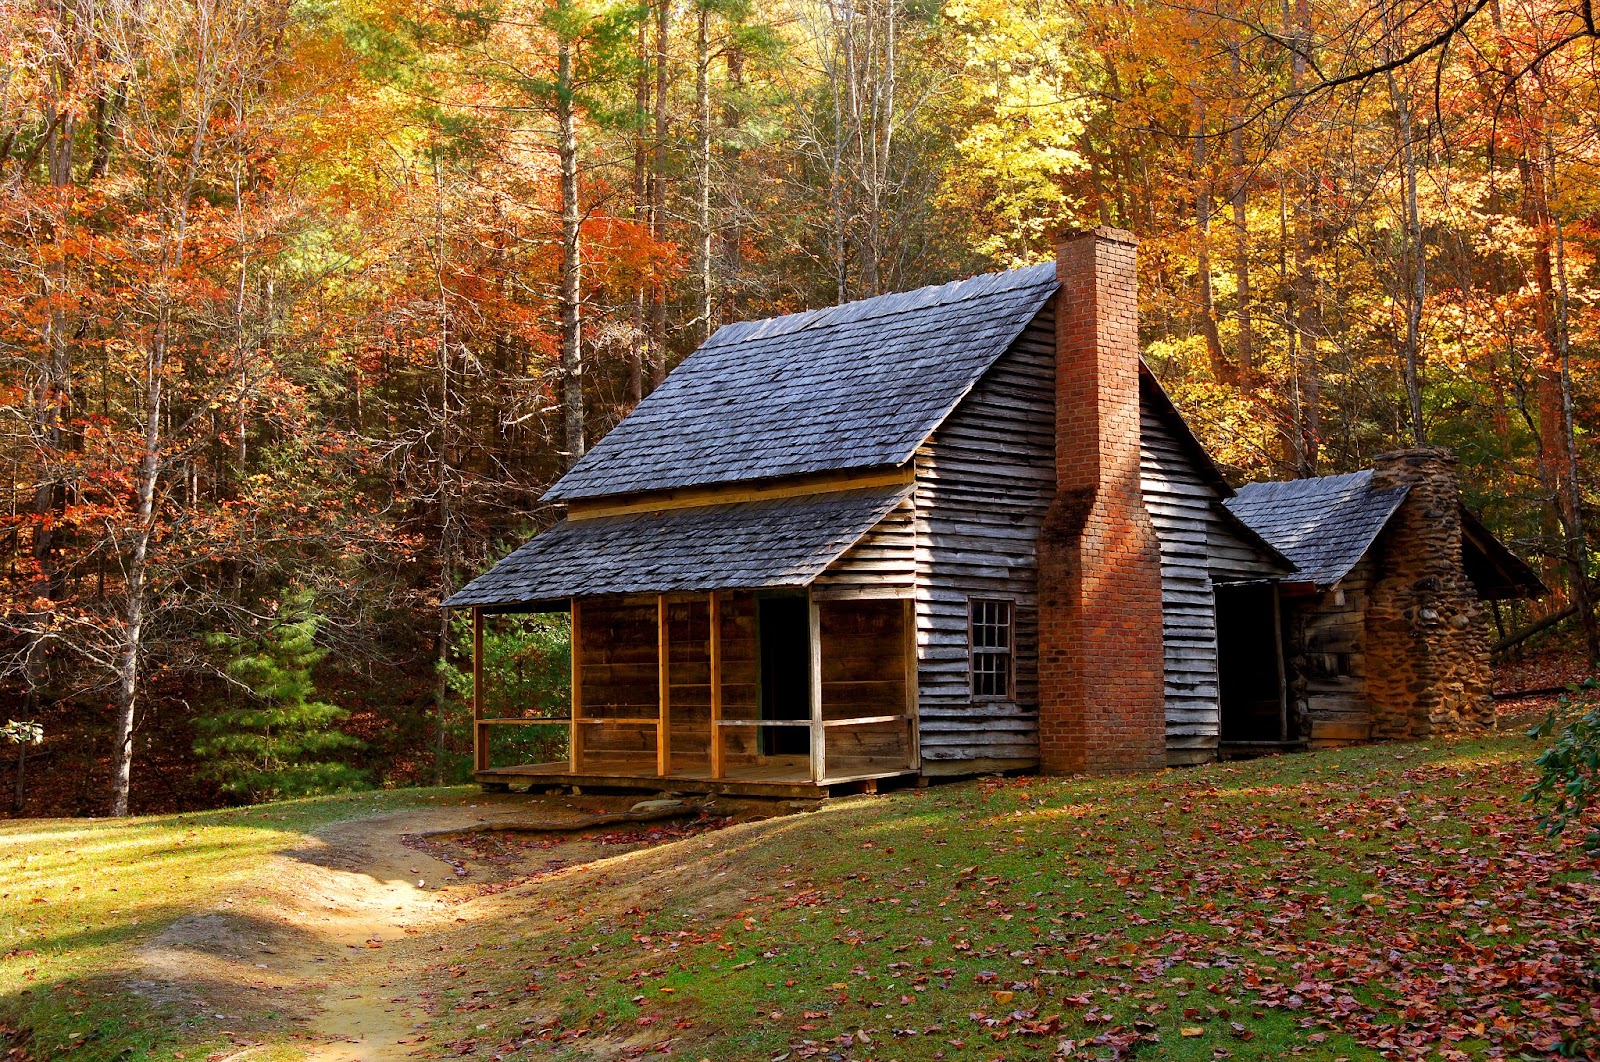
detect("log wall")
[1284,563,1375,746]
[573,597,659,770]
[573,592,762,773]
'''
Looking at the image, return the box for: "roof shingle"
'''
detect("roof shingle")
[1224,470,1409,587]
[444,486,911,609]
[546,264,1059,501]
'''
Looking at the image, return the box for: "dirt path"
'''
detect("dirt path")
[133,797,693,1061]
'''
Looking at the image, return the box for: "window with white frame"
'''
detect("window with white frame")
[969,599,1013,699]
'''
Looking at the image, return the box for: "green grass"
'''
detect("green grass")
[5,736,1597,1062]
[416,736,1600,1061]
[0,786,471,1061]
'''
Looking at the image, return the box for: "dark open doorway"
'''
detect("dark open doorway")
[1216,583,1293,743]
[758,595,812,755]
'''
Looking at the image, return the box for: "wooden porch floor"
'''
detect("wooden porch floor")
[474,761,917,798]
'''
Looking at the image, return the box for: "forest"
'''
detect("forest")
[1,0,1596,816]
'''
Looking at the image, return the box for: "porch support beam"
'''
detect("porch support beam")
[709,590,724,780]
[903,596,920,771]
[472,607,486,772]
[1272,583,1289,743]
[570,598,583,772]
[809,591,825,782]
[657,593,671,777]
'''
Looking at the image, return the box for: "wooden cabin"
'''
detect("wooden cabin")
[446,228,1541,795]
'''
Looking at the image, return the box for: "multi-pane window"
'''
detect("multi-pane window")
[970,599,1013,699]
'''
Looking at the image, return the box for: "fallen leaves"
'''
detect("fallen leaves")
[414,739,1600,1061]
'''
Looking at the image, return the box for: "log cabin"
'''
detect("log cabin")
[445,228,1543,795]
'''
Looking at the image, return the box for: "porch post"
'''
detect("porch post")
[1272,583,1289,742]
[472,607,486,772]
[903,596,920,771]
[709,591,724,779]
[657,594,671,777]
[808,591,825,782]
[569,598,583,772]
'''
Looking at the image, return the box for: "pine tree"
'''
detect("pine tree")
[195,593,366,801]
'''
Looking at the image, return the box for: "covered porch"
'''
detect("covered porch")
[470,589,919,795]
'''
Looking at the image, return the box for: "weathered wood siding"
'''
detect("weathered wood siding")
[1139,399,1283,764]
[574,592,762,772]
[913,308,1056,769]
[1285,561,1375,746]
[573,597,659,770]
[818,599,913,774]
[814,498,916,600]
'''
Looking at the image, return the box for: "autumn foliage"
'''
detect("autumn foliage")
[0,0,1597,814]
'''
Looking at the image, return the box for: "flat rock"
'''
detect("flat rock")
[630,798,689,813]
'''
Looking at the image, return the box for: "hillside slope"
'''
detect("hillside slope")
[3,735,1596,1062]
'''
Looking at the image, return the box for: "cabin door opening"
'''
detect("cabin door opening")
[1216,583,1293,743]
[757,595,812,756]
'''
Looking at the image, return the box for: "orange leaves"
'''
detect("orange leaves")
[584,215,682,296]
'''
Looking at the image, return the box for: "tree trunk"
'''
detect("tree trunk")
[1227,41,1254,377]
[110,352,162,818]
[1287,0,1321,477]
[828,2,850,304]
[431,153,457,786]
[11,740,26,816]
[694,3,713,341]
[1192,91,1229,381]
[558,37,586,463]
[630,17,649,404]
[649,0,669,385]
[1385,66,1426,444]
[719,43,744,320]
[89,78,128,180]
[1540,133,1598,663]
[1552,205,1597,663]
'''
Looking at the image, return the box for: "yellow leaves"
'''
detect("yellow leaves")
[936,0,1089,263]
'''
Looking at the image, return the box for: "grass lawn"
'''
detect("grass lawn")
[415,735,1599,1061]
[2,734,1596,1062]
[0,787,472,1061]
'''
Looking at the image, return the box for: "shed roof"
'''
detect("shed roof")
[1224,470,1410,588]
[443,485,910,610]
[545,264,1060,501]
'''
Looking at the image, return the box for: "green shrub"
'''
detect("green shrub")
[195,591,367,801]
[1527,678,1600,854]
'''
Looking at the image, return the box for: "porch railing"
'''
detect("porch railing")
[471,591,919,784]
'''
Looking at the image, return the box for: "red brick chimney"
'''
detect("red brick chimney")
[1037,228,1167,774]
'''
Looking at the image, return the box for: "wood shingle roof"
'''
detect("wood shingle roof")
[444,485,911,610]
[545,264,1060,501]
[1224,470,1410,587]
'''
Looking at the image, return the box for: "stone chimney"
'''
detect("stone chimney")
[1036,228,1167,773]
[1365,447,1494,737]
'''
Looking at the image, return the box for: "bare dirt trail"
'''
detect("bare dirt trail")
[132,796,678,1061]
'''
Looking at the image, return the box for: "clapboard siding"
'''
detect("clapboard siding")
[1140,397,1284,762]
[814,498,916,600]
[913,304,1287,769]
[913,308,1055,766]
